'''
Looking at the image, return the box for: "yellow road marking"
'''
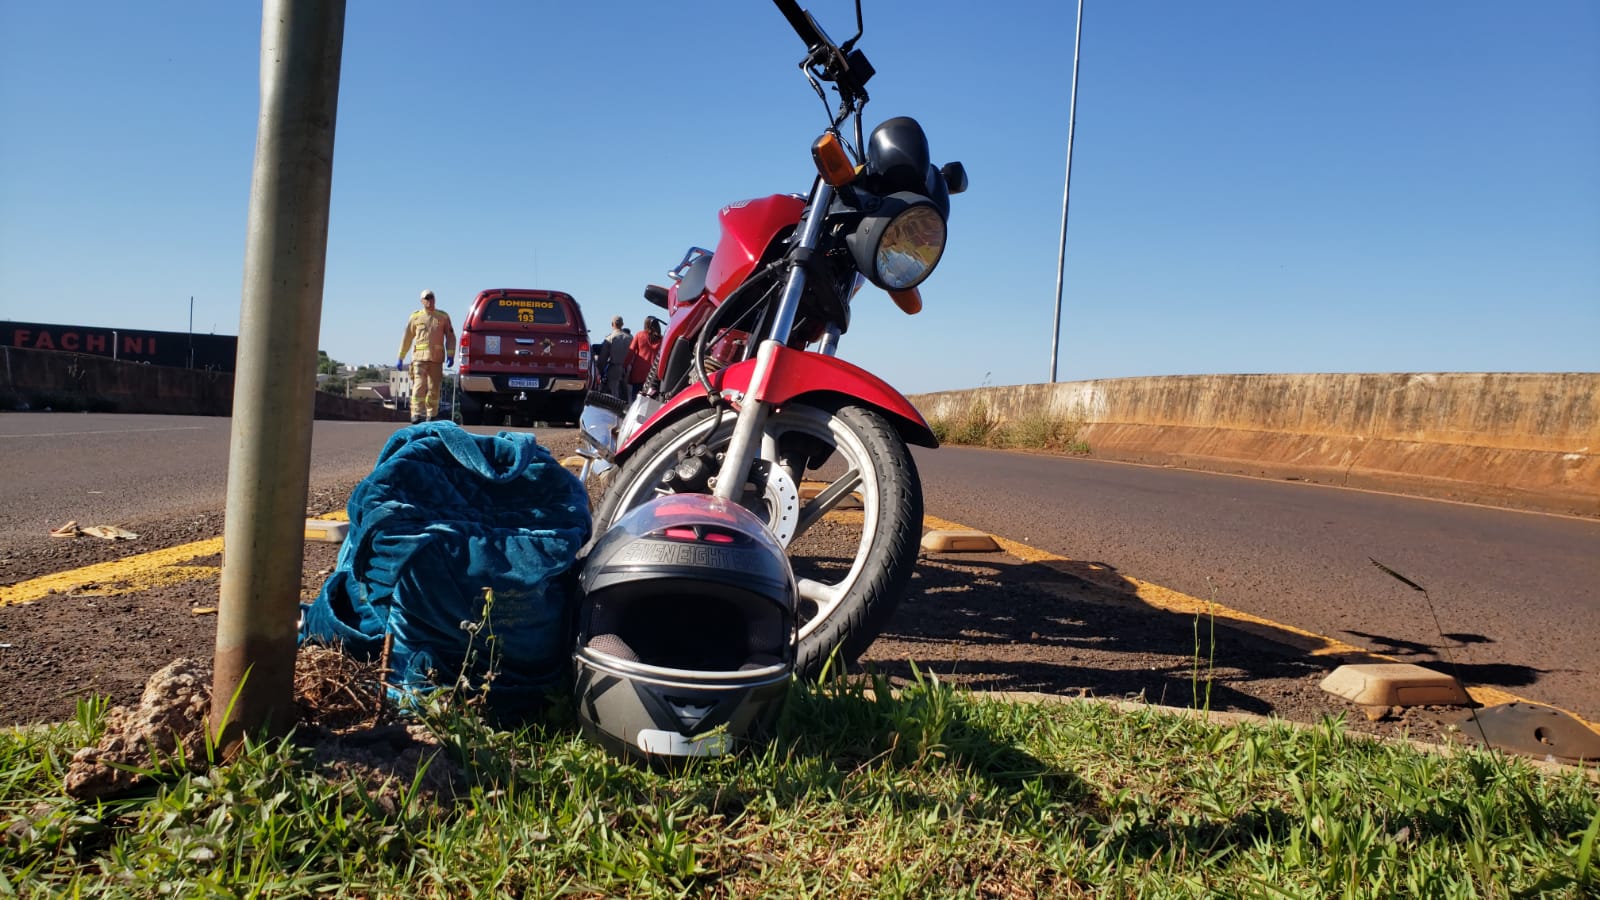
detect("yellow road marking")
[921,513,1583,726]
[0,511,348,608]
[924,513,1373,657]
[1,537,225,607]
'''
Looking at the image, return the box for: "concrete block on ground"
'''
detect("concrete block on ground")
[921,529,1001,553]
[304,519,349,543]
[1319,663,1470,707]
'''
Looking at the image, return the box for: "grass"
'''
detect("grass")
[928,398,1091,454]
[3,672,1597,898]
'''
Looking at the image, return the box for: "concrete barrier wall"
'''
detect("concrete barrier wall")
[6,349,1594,514]
[0,346,400,423]
[910,373,1600,517]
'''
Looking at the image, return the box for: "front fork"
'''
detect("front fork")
[711,179,836,501]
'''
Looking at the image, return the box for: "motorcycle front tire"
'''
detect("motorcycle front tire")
[591,399,922,680]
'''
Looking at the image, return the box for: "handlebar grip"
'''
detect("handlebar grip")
[772,0,827,49]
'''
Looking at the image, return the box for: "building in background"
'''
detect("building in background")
[2,320,238,371]
[389,366,411,408]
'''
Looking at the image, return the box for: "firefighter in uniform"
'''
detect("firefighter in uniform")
[396,289,456,423]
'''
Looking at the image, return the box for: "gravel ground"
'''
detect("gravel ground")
[0,469,1470,748]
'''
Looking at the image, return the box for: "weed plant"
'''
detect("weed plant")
[3,669,1596,898]
[929,398,1091,455]
[930,396,1001,447]
[1192,591,1218,713]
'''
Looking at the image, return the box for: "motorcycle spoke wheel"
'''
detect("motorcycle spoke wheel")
[793,465,863,539]
[592,400,921,679]
[796,575,844,607]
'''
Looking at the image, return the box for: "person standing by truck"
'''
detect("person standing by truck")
[625,316,662,401]
[601,315,632,399]
[397,289,456,423]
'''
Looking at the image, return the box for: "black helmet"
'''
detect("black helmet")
[574,494,797,763]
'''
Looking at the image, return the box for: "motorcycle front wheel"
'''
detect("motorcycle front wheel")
[591,399,922,679]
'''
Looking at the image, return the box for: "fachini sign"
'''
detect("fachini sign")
[2,321,239,372]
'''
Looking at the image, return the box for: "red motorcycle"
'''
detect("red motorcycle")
[577,0,967,678]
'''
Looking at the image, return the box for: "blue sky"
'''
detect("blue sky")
[2,1,1596,394]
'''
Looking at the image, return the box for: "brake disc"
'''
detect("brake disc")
[658,446,799,544]
[742,458,799,545]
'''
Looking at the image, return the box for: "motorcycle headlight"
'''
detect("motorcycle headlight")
[846,192,948,291]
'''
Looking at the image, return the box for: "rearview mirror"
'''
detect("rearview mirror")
[941,161,968,195]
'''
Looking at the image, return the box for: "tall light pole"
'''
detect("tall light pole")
[212,0,346,747]
[1049,0,1085,383]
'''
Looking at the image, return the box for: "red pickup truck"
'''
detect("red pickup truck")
[455,289,591,426]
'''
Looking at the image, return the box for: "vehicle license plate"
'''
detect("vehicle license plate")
[508,377,541,389]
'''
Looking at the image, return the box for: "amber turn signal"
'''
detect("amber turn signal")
[812,132,858,187]
[890,288,922,315]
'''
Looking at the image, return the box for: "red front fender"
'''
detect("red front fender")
[617,346,938,458]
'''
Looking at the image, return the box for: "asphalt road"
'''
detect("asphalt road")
[0,414,407,555]
[915,445,1600,719]
[4,412,1596,719]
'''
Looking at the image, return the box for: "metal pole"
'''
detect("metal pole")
[188,296,195,369]
[211,0,345,747]
[1049,0,1085,383]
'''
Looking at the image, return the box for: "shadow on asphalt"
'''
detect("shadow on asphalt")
[1340,629,1549,690]
[860,550,1538,723]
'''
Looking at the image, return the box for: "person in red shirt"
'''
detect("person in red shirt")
[625,316,663,401]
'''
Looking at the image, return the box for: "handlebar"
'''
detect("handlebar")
[772,0,828,50]
[771,0,873,101]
